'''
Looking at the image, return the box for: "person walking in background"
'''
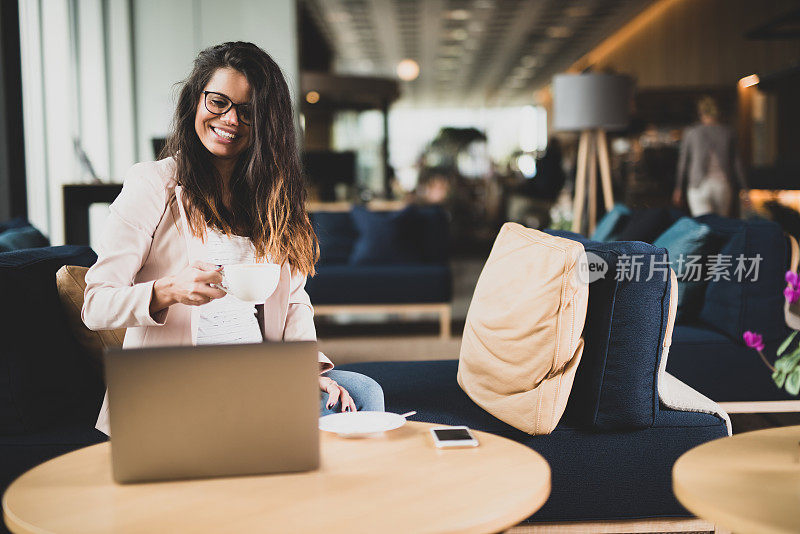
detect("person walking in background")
[673,96,748,217]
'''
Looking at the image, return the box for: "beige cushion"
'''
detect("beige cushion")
[457,223,589,435]
[56,265,125,373]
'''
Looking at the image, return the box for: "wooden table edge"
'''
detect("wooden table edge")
[3,423,552,534]
[672,427,800,534]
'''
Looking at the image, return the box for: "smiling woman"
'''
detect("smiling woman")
[81,42,385,435]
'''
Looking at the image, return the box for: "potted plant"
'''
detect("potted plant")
[744,271,800,395]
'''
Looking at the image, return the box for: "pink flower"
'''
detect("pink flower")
[743,331,765,352]
[786,271,799,289]
[785,286,800,304]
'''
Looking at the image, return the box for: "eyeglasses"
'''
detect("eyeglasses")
[202,91,252,125]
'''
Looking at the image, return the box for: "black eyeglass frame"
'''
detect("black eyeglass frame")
[202,91,252,125]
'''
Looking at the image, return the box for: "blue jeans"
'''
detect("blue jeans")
[320,370,385,415]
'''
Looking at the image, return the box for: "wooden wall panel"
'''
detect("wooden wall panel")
[573,0,800,89]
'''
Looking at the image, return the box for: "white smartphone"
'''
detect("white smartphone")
[430,426,479,448]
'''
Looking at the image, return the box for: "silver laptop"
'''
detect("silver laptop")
[104,341,319,483]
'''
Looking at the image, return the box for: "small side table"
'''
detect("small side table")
[673,425,800,534]
[3,422,550,534]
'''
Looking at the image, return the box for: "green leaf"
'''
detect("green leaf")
[785,368,800,396]
[773,369,787,388]
[778,330,799,356]
[775,351,800,372]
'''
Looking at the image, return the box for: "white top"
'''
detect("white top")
[196,228,263,345]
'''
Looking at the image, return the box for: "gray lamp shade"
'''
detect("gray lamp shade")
[553,73,633,132]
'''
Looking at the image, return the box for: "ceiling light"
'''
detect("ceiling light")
[546,26,573,38]
[305,91,320,104]
[445,9,470,20]
[396,59,420,81]
[448,28,469,40]
[739,74,759,88]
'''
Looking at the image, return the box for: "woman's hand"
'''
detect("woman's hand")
[150,261,226,315]
[320,376,357,412]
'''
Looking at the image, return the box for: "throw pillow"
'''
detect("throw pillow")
[591,204,631,242]
[56,265,125,373]
[653,217,725,321]
[0,225,49,252]
[458,223,589,435]
[349,206,423,265]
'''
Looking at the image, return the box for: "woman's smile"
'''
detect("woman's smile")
[210,125,239,143]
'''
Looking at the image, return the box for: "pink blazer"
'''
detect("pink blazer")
[82,158,332,435]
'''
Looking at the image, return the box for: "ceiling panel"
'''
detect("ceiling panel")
[303,0,656,106]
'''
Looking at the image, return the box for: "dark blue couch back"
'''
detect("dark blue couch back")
[695,215,787,342]
[547,230,672,431]
[0,246,104,435]
[310,205,449,266]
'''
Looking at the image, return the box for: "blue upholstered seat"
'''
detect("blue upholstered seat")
[694,215,787,341]
[0,246,104,436]
[340,360,728,522]
[664,216,791,402]
[306,264,452,304]
[0,426,107,492]
[668,324,796,402]
[307,207,452,307]
[0,246,107,502]
[546,230,672,431]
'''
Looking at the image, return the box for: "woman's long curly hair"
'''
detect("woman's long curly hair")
[162,41,318,276]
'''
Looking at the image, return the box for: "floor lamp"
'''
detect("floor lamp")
[553,73,633,235]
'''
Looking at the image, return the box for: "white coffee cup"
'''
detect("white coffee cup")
[220,263,280,303]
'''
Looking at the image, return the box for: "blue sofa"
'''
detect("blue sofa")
[306,205,453,337]
[0,246,107,511]
[666,215,794,405]
[342,233,729,526]
[1,239,728,531]
[593,207,794,406]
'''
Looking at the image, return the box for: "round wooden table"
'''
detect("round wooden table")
[673,425,800,534]
[3,422,550,534]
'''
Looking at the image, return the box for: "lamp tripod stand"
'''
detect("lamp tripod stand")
[571,129,614,234]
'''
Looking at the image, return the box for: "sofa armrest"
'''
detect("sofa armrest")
[658,372,731,435]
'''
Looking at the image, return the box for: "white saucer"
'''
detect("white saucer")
[319,411,407,437]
